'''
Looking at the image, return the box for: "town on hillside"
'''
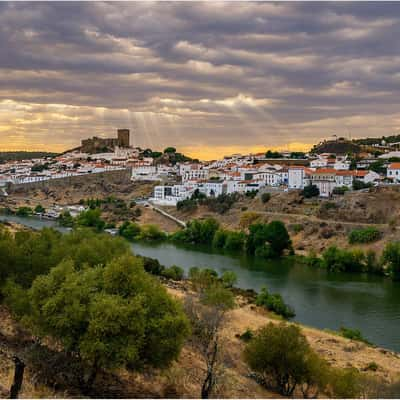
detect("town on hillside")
[1,131,400,208]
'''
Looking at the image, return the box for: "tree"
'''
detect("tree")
[118,221,141,241]
[261,193,271,203]
[246,221,291,258]
[184,283,234,398]
[244,322,316,396]
[21,254,190,394]
[164,147,176,154]
[75,208,105,231]
[302,184,319,198]
[16,207,33,217]
[34,204,45,214]
[382,242,400,281]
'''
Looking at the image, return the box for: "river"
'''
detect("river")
[1,214,400,352]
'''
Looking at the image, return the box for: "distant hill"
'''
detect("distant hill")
[0,151,58,163]
[311,139,361,155]
[353,134,400,146]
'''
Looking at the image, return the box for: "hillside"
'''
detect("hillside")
[311,139,361,155]
[0,152,57,163]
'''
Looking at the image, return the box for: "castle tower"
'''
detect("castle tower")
[117,129,130,147]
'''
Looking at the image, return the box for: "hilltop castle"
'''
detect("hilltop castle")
[81,129,130,153]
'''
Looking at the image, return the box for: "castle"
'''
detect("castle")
[81,129,130,153]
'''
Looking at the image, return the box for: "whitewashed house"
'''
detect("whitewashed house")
[387,163,400,182]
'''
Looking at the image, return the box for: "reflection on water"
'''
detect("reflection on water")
[1,214,400,352]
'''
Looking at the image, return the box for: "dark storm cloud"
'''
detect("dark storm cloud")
[0,1,400,154]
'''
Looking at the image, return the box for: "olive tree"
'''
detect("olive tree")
[24,254,190,394]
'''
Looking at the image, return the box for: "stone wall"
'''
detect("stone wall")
[7,168,132,194]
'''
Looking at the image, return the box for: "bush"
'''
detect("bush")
[118,221,141,241]
[58,211,74,227]
[34,204,45,213]
[322,246,366,273]
[255,287,295,319]
[332,186,349,195]
[353,179,373,191]
[75,208,105,231]
[247,221,291,258]
[176,198,197,212]
[239,211,262,229]
[162,265,184,281]
[224,231,246,252]
[348,227,381,244]
[382,242,400,281]
[220,271,237,288]
[244,323,317,396]
[16,206,33,217]
[189,267,218,292]
[302,184,319,198]
[261,192,271,203]
[245,190,258,199]
[140,256,165,275]
[205,193,240,214]
[238,328,254,342]
[339,326,371,344]
[170,218,219,245]
[138,224,166,241]
[212,229,228,248]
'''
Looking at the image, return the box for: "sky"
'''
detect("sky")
[0,2,400,160]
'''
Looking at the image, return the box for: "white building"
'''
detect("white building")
[288,167,307,189]
[180,163,209,182]
[387,163,400,182]
[151,184,196,206]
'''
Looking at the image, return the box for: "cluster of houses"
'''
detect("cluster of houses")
[2,137,400,206]
[150,153,400,205]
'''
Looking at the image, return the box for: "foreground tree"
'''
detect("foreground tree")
[17,254,190,394]
[244,323,320,396]
[184,284,234,398]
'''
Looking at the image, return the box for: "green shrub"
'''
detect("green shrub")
[353,179,373,190]
[261,193,271,203]
[247,221,291,258]
[348,227,381,244]
[255,287,295,319]
[118,221,141,241]
[220,271,237,288]
[34,204,45,213]
[138,224,166,241]
[224,231,246,252]
[339,326,371,344]
[322,246,366,273]
[302,184,319,198]
[239,328,254,342]
[10,254,190,392]
[75,208,105,231]
[244,323,319,396]
[332,186,349,195]
[58,211,74,227]
[382,242,400,281]
[162,265,184,281]
[16,206,33,217]
[212,229,228,248]
[365,361,379,372]
[140,256,165,275]
[176,198,197,212]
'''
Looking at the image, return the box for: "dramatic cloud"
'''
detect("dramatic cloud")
[0,2,399,158]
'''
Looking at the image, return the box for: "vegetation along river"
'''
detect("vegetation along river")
[1,214,400,352]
